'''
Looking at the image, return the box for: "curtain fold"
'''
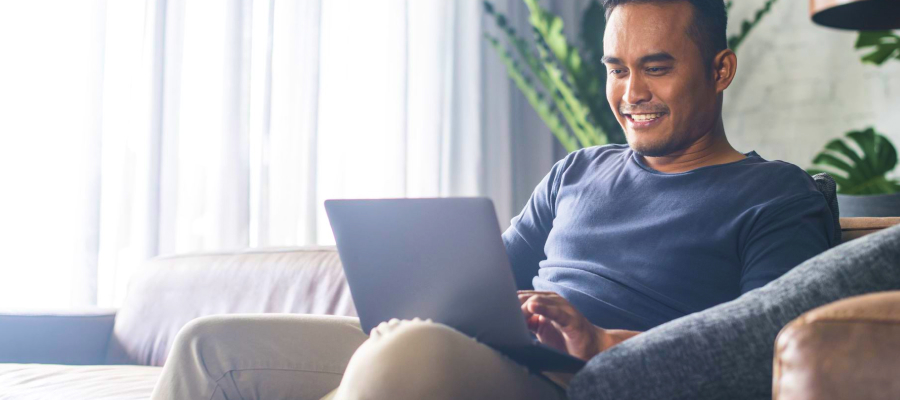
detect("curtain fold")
[96,0,166,306]
[263,0,322,246]
[1,0,570,308]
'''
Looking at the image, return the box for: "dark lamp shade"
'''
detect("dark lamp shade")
[810,0,900,30]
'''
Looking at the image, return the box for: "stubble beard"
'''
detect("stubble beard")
[627,130,692,158]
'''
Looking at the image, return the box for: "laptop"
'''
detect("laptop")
[324,197,586,373]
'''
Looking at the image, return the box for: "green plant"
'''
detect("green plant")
[807,128,900,195]
[484,0,614,152]
[809,30,900,196]
[725,0,779,50]
[855,30,900,65]
[484,0,778,152]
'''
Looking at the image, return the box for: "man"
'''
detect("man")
[151,0,834,399]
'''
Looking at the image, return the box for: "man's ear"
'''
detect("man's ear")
[712,49,737,93]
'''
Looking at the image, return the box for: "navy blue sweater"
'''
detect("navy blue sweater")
[502,145,835,331]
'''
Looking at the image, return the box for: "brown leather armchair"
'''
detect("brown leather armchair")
[772,217,900,400]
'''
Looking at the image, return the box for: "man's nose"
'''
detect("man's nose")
[624,74,651,105]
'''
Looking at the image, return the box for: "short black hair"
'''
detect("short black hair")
[602,0,728,66]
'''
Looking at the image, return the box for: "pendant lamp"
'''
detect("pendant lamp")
[810,0,900,30]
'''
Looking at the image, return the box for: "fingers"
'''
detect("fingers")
[519,291,561,319]
[524,313,542,331]
[517,290,560,304]
[528,301,574,327]
[520,299,535,324]
[517,290,557,296]
[520,295,546,332]
[518,292,571,310]
[519,292,576,328]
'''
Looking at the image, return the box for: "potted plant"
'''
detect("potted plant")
[808,128,900,217]
[805,30,900,217]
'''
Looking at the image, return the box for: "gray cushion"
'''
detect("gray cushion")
[568,224,900,400]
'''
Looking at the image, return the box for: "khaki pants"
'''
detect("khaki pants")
[150,314,567,400]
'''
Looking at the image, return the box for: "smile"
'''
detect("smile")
[624,112,666,127]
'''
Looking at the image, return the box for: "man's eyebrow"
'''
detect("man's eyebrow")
[600,55,622,65]
[638,52,675,64]
[600,52,675,65]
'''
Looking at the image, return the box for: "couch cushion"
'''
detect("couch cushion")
[106,247,355,366]
[0,363,160,400]
[567,224,900,400]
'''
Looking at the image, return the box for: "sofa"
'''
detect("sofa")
[0,247,356,399]
[1,218,898,400]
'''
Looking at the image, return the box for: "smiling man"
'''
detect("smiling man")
[506,0,834,363]
[150,1,835,400]
[601,0,745,169]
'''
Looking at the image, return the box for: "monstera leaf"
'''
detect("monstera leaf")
[808,128,900,195]
[855,30,900,66]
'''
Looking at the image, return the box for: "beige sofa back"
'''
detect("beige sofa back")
[105,247,355,366]
[100,218,899,367]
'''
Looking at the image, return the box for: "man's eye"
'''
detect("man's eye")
[608,69,624,76]
[646,67,669,74]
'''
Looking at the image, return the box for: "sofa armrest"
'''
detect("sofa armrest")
[0,308,117,365]
[773,291,900,400]
[840,217,900,243]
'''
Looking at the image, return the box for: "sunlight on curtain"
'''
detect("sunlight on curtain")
[171,0,231,253]
[95,0,158,307]
[258,0,321,246]
[0,0,152,308]
[312,0,486,244]
[160,0,251,255]
[0,0,106,308]
[315,0,411,244]
[0,0,533,309]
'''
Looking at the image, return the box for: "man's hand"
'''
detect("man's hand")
[518,291,640,361]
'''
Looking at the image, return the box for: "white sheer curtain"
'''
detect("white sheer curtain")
[0,0,107,308]
[0,0,567,309]
[313,0,488,243]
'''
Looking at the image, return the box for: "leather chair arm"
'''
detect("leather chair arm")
[0,308,117,365]
[773,291,900,400]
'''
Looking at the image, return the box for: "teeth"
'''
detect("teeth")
[631,113,663,122]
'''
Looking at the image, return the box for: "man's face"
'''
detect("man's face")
[603,1,721,157]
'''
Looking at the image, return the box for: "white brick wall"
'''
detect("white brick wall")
[724,0,900,178]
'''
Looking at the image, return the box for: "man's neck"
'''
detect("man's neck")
[639,122,745,174]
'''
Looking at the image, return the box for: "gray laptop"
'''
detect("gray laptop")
[324,197,585,373]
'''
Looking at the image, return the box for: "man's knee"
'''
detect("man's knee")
[168,315,236,361]
[370,319,464,364]
[337,320,474,399]
[175,315,234,340]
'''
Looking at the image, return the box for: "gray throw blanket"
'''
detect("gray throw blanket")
[568,224,900,400]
